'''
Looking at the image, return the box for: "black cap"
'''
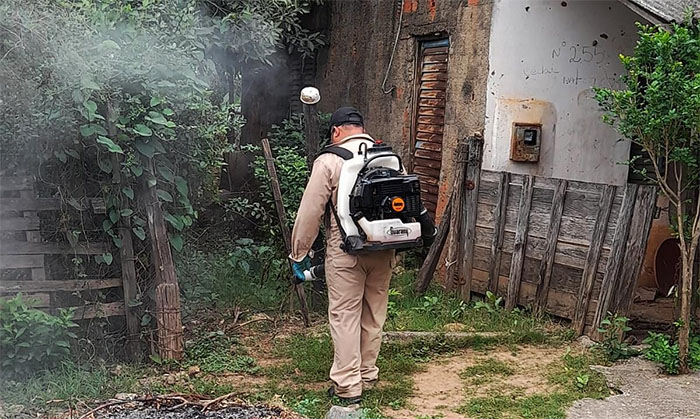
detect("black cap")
[329,106,364,131]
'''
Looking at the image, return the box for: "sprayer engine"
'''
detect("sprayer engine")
[322,136,436,253]
[350,168,422,222]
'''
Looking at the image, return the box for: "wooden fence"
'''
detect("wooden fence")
[0,174,141,357]
[440,137,657,336]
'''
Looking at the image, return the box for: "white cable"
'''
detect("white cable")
[381,0,404,95]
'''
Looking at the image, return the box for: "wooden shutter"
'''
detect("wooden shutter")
[412,38,449,216]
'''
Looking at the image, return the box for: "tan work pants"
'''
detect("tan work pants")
[325,249,394,398]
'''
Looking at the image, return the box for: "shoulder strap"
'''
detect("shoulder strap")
[316,145,353,161]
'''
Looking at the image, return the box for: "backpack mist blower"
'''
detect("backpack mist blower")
[297,135,437,283]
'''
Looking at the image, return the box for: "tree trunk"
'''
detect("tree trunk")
[678,251,695,373]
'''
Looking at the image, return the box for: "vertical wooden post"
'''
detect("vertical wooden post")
[119,223,141,360]
[534,179,567,314]
[444,141,468,291]
[20,179,45,281]
[505,175,534,311]
[303,103,321,168]
[143,160,183,360]
[613,185,657,315]
[302,100,324,309]
[458,135,484,302]
[261,138,311,326]
[487,172,510,294]
[592,184,638,340]
[572,185,616,335]
[416,195,453,294]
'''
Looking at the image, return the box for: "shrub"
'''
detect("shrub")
[594,313,639,362]
[0,295,78,376]
[644,332,700,374]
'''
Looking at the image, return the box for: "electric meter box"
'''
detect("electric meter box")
[510,123,542,163]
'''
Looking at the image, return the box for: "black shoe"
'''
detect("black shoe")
[328,386,362,405]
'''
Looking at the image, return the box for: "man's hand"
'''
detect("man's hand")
[291,256,311,281]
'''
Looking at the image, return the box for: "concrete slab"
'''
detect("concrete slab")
[568,357,700,419]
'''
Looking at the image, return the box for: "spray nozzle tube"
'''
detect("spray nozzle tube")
[298,263,325,284]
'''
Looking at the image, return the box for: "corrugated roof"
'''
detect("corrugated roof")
[626,0,700,23]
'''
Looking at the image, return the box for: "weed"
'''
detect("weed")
[574,373,589,389]
[0,362,141,412]
[473,291,503,313]
[546,350,608,397]
[459,392,576,419]
[593,313,639,362]
[644,332,700,374]
[184,330,259,374]
[460,358,514,385]
[0,295,78,376]
[293,396,322,417]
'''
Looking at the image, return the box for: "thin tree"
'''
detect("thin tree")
[596,18,700,373]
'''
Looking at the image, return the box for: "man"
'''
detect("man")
[289,106,395,404]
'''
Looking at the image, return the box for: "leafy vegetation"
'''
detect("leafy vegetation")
[0,295,78,376]
[593,313,640,362]
[644,331,700,374]
[595,18,700,373]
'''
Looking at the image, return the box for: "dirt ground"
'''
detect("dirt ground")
[388,345,568,419]
[568,357,700,419]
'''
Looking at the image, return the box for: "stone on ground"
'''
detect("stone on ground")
[325,405,363,419]
[568,357,700,419]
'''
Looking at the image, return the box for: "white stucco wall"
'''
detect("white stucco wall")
[483,0,648,185]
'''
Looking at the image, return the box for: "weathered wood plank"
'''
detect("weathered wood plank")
[0,176,33,192]
[0,241,107,255]
[416,123,444,134]
[418,98,446,108]
[415,149,442,162]
[261,139,311,327]
[475,225,609,272]
[0,278,122,293]
[613,185,657,315]
[535,179,567,313]
[417,106,445,117]
[414,157,442,170]
[0,293,50,308]
[473,269,577,318]
[72,301,125,320]
[414,166,441,178]
[445,141,468,291]
[487,172,510,293]
[415,141,442,152]
[422,62,448,72]
[423,54,448,63]
[0,216,39,231]
[0,254,44,269]
[572,185,616,335]
[120,224,142,360]
[416,196,453,294]
[1,198,61,211]
[506,175,534,310]
[458,136,484,302]
[418,89,446,99]
[592,184,639,338]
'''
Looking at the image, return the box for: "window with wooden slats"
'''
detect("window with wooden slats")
[412,38,449,216]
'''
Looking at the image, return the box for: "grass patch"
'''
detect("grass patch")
[0,362,141,411]
[458,349,609,418]
[460,359,514,385]
[183,330,260,374]
[385,271,564,338]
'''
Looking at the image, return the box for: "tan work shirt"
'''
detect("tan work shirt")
[289,134,376,262]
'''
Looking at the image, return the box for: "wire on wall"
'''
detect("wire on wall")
[381,0,405,95]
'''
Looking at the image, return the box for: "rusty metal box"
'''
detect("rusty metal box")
[510,123,541,162]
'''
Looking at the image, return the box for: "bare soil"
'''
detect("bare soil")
[388,345,568,419]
